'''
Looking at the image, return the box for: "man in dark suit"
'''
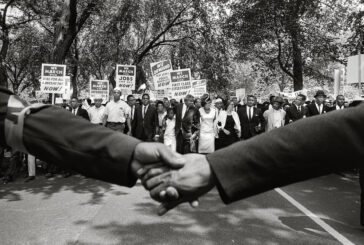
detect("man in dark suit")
[70,97,90,121]
[285,94,307,124]
[237,95,265,140]
[232,96,242,113]
[175,94,200,154]
[126,94,138,136]
[306,90,329,117]
[143,103,364,223]
[0,86,185,188]
[133,93,156,142]
[330,95,346,112]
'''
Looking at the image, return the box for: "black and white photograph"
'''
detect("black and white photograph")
[0,0,364,244]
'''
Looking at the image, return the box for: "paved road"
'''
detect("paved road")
[0,173,363,245]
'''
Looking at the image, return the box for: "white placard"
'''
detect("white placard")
[170,68,192,100]
[90,80,109,103]
[40,64,66,93]
[347,54,364,84]
[151,60,172,90]
[116,65,136,90]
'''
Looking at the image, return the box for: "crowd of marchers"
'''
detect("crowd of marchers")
[0,88,355,184]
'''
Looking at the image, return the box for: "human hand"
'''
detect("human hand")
[130,142,186,178]
[222,129,230,135]
[141,154,215,215]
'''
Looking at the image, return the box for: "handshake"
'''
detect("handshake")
[130,142,216,215]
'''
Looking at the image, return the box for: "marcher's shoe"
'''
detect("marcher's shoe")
[45,173,54,178]
[24,176,35,182]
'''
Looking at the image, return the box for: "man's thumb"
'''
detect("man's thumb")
[157,145,185,168]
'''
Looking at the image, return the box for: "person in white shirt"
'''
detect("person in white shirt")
[88,96,105,125]
[263,96,286,132]
[155,101,167,141]
[162,108,177,151]
[104,88,131,135]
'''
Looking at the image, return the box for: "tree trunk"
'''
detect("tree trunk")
[290,27,303,91]
[0,26,10,88]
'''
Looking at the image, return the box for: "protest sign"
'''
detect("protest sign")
[170,68,192,100]
[63,76,72,100]
[150,60,172,90]
[153,89,172,100]
[40,64,66,93]
[90,80,109,102]
[55,97,63,104]
[116,65,136,90]
[190,79,207,98]
[347,54,364,84]
[235,88,246,100]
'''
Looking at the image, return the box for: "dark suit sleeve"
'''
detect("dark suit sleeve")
[258,109,265,132]
[206,104,364,204]
[23,106,141,187]
[81,108,90,121]
[285,108,292,124]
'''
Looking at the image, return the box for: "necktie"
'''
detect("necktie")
[73,109,76,115]
[248,107,252,120]
[319,105,322,114]
[143,106,146,119]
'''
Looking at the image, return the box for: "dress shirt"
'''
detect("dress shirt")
[72,108,78,116]
[130,105,135,120]
[88,106,105,124]
[142,104,149,119]
[336,105,344,110]
[246,106,253,120]
[315,103,323,114]
[104,99,130,123]
[182,104,187,118]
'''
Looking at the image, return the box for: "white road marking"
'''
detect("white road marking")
[275,188,355,245]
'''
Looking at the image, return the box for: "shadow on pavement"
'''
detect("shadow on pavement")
[0,175,123,205]
[72,190,339,245]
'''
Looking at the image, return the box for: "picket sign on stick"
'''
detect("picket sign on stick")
[170,68,192,101]
[89,80,109,103]
[40,64,67,95]
[116,65,136,90]
[150,60,173,90]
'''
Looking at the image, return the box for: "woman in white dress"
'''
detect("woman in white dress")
[198,98,216,153]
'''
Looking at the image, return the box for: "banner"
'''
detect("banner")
[190,79,207,98]
[151,60,172,90]
[90,80,109,102]
[347,54,364,84]
[116,65,136,90]
[170,68,192,100]
[40,64,66,93]
[235,88,246,100]
[63,76,72,100]
[278,89,307,99]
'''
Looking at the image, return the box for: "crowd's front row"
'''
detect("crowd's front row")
[0,88,348,184]
[85,88,347,156]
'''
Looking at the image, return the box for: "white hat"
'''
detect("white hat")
[113,87,122,93]
[94,94,103,100]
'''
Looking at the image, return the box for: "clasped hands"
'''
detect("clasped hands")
[131,143,216,215]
